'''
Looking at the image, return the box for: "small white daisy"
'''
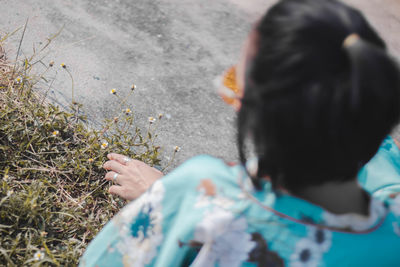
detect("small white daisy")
[148,117,156,124]
[33,251,45,261]
[15,77,22,84]
[125,108,132,115]
[101,141,108,149]
[174,146,181,152]
[52,130,59,137]
[110,88,117,95]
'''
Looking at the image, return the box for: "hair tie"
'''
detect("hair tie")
[343,33,360,48]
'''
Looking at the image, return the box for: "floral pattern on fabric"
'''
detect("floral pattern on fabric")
[289,227,332,267]
[190,207,255,267]
[392,222,400,237]
[113,181,165,267]
[390,194,400,216]
[307,228,332,252]
[322,198,387,231]
[195,179,235,209]
[247,233,285,267]
[81,137,400,266]
[290,238,322,267]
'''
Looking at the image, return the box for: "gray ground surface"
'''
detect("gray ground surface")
[1,0,399,169]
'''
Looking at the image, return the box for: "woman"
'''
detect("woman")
[80,0,400,266]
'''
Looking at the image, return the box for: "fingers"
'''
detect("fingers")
[105,171,132,186]
[103,160,124,173]
[108,185,125,198]
[107,153,163,173]
[107,153,119,160]
[104,171,119,182]
[107,153,159,170]
[107,153,138,166]
[103,154,163,200]
[107,153,130,165]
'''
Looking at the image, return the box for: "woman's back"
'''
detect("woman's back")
[80,137,400,266]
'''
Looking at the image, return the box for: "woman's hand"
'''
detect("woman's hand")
[103,153,164,201]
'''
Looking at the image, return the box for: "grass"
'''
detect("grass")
[0,25,175,266]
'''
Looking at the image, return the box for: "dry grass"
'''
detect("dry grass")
[0,27,173,266]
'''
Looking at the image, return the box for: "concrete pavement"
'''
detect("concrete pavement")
[0,0,399,168]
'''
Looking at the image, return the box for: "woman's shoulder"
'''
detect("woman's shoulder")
[358,136,400,195]
[172,154,238,175]
[81,154,400,267]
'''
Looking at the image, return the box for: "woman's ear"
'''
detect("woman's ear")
[233,99,242,111]
[236,25,260,106]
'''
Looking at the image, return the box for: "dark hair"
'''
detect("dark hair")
[238,0,400,192]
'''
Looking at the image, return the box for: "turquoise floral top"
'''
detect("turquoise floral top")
[80,137,400,266]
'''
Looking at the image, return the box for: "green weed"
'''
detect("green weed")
[0,25,175,266]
